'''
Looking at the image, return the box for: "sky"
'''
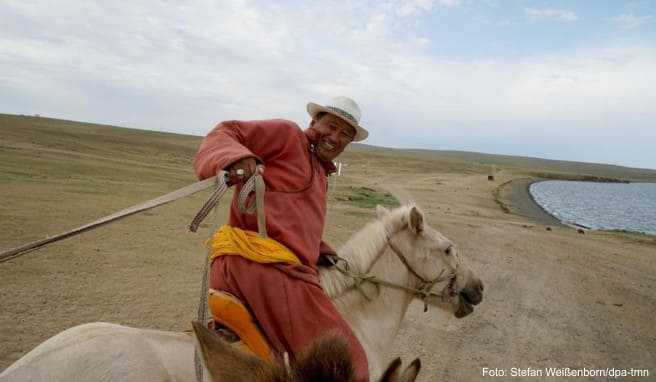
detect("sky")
[1,0,655,169]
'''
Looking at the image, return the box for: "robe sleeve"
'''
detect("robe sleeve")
[193,120,302,180]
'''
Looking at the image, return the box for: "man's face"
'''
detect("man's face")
[310,113,356,162]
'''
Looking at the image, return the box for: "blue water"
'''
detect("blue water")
[529,181,656,235]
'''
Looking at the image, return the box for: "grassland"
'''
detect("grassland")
[1,114,655,380]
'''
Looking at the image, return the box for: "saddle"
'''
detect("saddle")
[208,288,274,362]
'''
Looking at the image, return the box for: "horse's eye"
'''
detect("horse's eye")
[445,246,452,255]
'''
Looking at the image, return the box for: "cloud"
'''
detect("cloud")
[0,0,449,130]
[415,37,431,46]
[610,13,653,30]
[386,0,461,17]
[0,1,654,168]
[525,8,578,22]
[436,0,461,7]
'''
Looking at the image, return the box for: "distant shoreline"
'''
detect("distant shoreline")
[502,178,656,237]
[525,180,592,229]
[497,178,563,227]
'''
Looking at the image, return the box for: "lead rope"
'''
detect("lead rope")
[193,175,226,382]
[191,171,267,382]
[189,170,267,237]
[194,218,213,382]
[193,176,223,382]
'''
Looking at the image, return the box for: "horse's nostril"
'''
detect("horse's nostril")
[461,291,473,305]
[462,287,482,305]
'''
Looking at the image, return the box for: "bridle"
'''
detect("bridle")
[391,241,459,309]
[328,230,459,312]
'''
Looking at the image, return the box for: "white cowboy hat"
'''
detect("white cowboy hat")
[306,96,369,142]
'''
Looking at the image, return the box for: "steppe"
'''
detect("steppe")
[2,114,656,380]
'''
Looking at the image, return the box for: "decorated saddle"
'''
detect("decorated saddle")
[208,288,273,362]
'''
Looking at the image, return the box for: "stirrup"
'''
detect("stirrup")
[208,288,274,362]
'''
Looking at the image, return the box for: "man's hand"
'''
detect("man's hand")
[226,157,264,184]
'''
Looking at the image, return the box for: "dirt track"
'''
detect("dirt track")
[378,172,655,380]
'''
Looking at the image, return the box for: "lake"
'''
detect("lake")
[529,180,656,235]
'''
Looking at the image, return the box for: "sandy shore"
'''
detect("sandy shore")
[496,178,562,227]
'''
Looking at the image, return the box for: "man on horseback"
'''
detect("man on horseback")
[193,96,370,381]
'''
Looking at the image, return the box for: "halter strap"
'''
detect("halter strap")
[388,241,454,311]
[388,242,429,282]
[329,231,457,312]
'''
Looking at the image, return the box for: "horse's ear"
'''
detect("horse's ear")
[376,205,389,220]
[409,206,424,234]
[191,321,273,382]
[379,357,402,381]
[399,358,421,382]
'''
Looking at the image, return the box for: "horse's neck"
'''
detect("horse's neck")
[320,216,416,376]
[320,211,407,297]
[339,248,415,373]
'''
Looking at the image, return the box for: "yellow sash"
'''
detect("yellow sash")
[207,225,300,265]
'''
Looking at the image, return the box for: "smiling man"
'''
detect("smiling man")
[193,96,370,381]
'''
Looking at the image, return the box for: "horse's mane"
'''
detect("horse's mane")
[320,205,412,299]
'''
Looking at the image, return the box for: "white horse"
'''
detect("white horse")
[0,205,483,381]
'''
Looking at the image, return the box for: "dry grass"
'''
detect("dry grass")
[2,114,656,380]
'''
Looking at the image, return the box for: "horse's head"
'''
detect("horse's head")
[376,205,484,318]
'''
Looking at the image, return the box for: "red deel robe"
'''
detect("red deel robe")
[193,119,369,381]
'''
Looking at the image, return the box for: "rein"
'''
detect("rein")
[189,170,267,237]
[189,170,267,382]
[328,235,456,312]
[0,170,268,263]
